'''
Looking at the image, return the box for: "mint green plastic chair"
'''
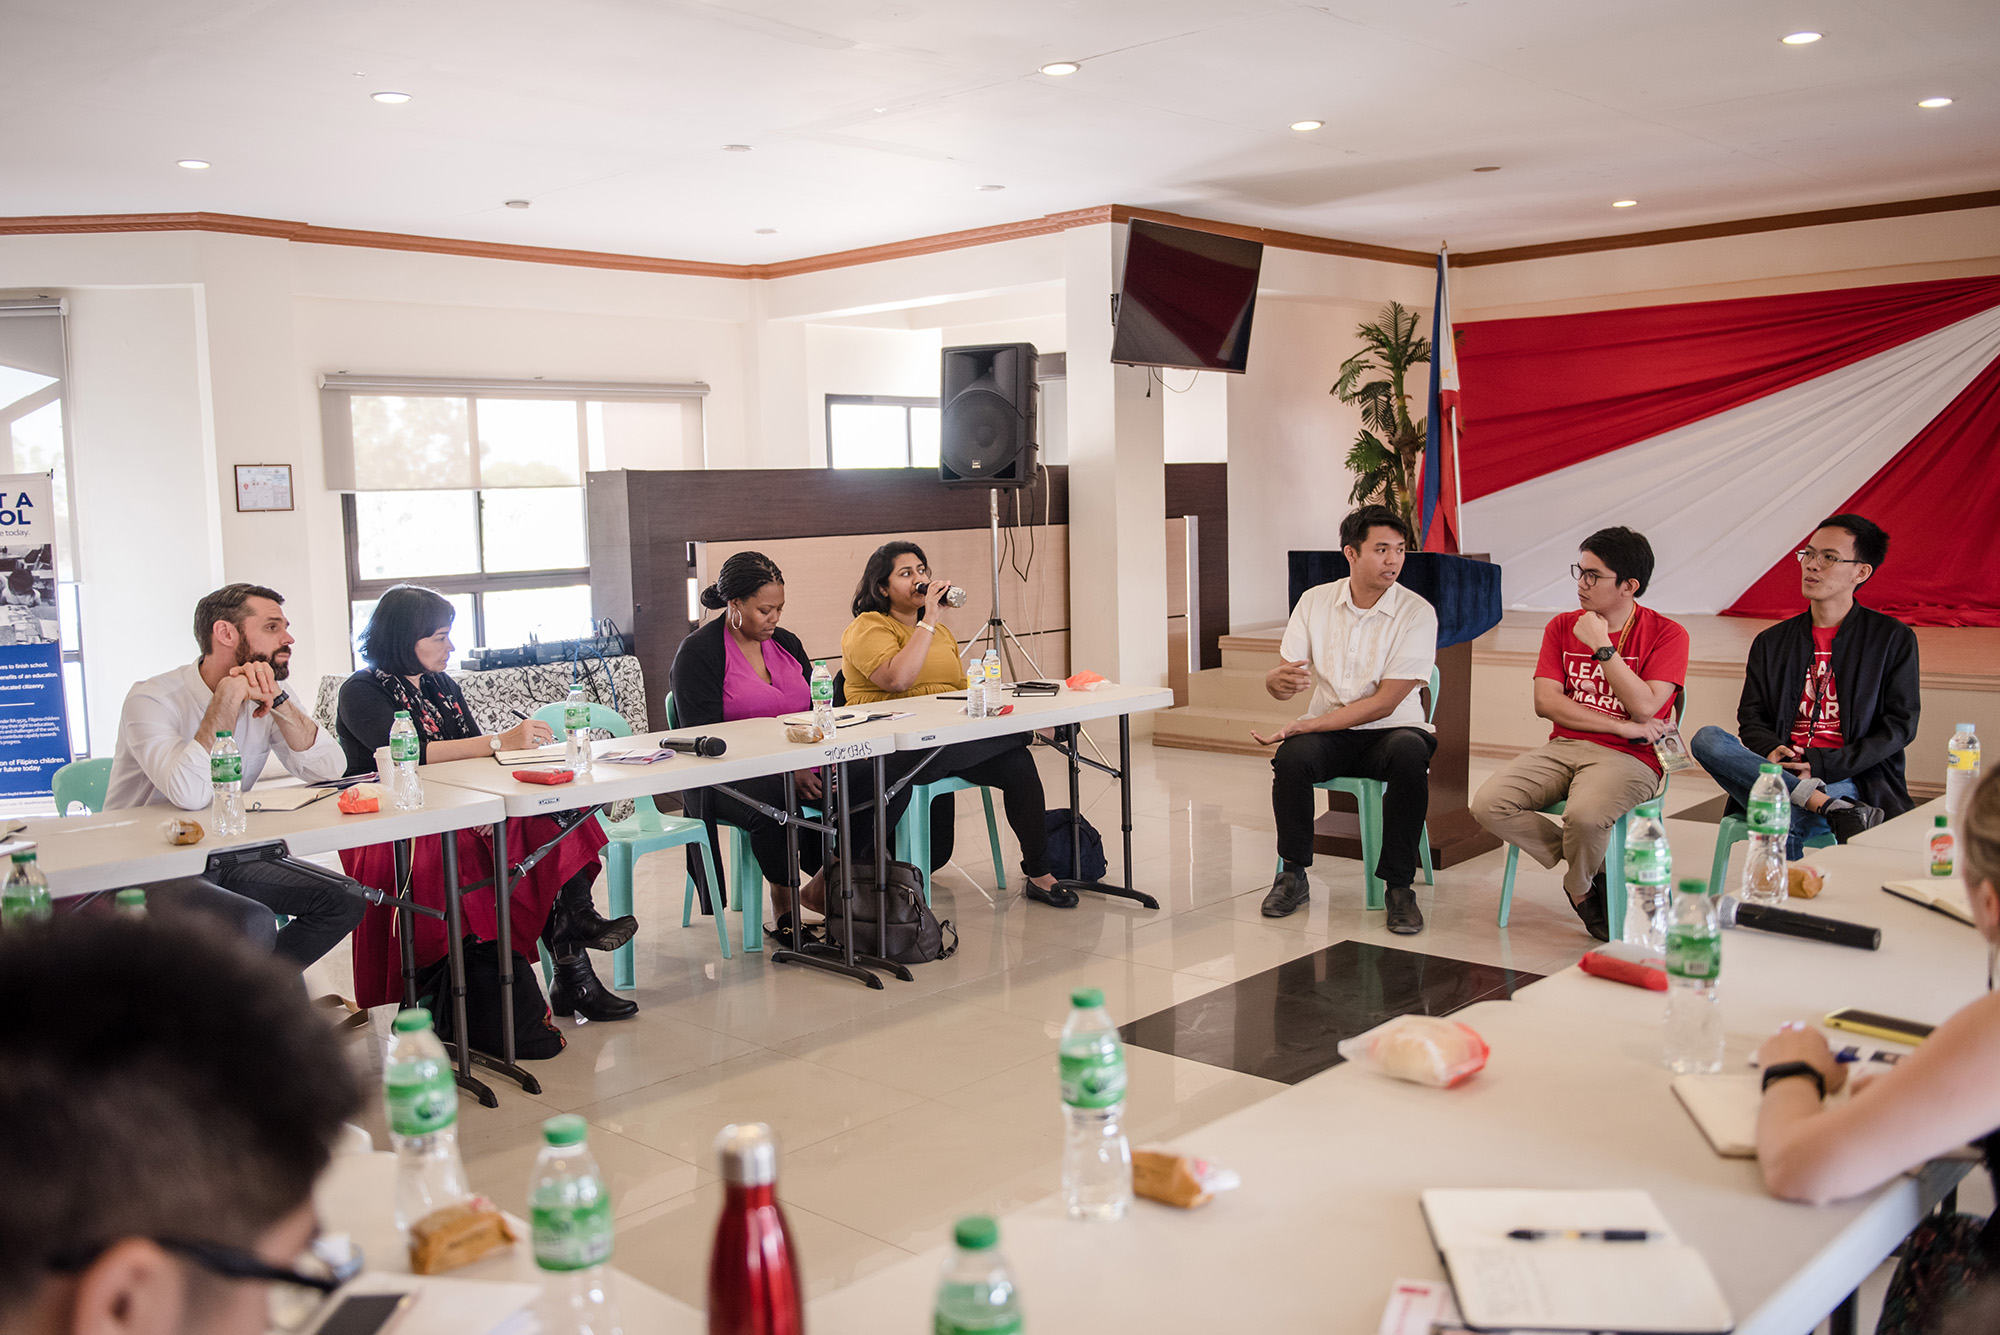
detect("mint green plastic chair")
[52,757,112,815]
[1498,794,1658,941]
[532,700,728,989]
[664,693,767,952]
[1271,666,1440,911]
[896,776,1006,906]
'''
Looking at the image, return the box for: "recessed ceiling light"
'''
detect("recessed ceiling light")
[371,90,412,104]
[722,144,752,152]
[1612,199,1639,207]
[1917,96,1954,108]
[1781,31,1822,44]
[503,199,531,209]
[1291,119,1324,132]
[1472,165,1501,172]
[975,184,1005,192]
[1038,61,1080,76]
[177,159,210,170]
[755,228,778,234]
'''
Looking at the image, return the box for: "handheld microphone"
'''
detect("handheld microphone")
[914,581,969,609]
[658,735,727,757]
[1721,897,1881,951]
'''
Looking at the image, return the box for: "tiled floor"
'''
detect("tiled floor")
[316,737,1751,1308]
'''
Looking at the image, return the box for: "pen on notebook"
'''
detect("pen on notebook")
[1507,1228,1660,1242]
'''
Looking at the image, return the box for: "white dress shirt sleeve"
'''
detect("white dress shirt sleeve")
[1382,598,1440,683]
[117,684,215,811]
[274,713,348,785]
[1277,595,1313,666]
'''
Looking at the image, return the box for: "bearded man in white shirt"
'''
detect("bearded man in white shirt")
[1254,506,1439,933]
[104,583,364,967]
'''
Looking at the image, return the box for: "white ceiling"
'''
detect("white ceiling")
[4,0,1995,265]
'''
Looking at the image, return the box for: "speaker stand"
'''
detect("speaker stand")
[964,486,1047,681]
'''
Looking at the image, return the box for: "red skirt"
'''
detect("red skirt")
[342,814,610,1010]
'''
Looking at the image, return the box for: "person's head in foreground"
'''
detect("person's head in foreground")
[0,916,361,1335]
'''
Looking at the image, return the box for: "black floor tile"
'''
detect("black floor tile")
[1119,940,1542,1085]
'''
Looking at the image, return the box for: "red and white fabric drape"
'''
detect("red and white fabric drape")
[1454,275,2000,626]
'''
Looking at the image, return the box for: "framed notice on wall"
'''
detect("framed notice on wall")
[235,464,294,512]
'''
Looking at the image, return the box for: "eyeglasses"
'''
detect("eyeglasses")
[1795,548,1865,570]
[1569,564,1609,587]
[50,1233,363,1329]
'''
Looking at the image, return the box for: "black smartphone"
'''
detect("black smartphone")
[312,1292,414,1335]
[1823,1008,1935,1045]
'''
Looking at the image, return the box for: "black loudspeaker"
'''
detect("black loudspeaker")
[940,343,1038,488]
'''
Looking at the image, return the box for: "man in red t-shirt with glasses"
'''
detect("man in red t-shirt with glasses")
[1692,514,1916,857]
[1473,528,1689,940]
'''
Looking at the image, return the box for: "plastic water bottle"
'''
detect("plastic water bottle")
[114,887,147,918]
[966,655,988,720]
[564,687,594,777]
[934,1216,1022,1334]
[1739,763,1788,907]
[1621,799,1671,954]
[1059,987,1132,1220]
[389,710,424,810]
[981,648,1002,716]
[210,730,246,836]
[707,1123,802,1335]
[1664,878,1723,1074]
[530,1115,623,1335]
[809,660,836,740]
[383,1009,469,1235]
[1,849,51,927]
[1947,723,1981,827]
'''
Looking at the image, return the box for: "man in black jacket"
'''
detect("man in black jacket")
[1692,514,1918,857]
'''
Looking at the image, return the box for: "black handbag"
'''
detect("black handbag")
[415,937,567,1061]
[823,859,958,964]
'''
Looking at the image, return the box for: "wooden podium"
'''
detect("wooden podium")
[1286,551,1505,870]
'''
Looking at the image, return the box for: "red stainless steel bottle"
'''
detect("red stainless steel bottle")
[707,1123,803,1335]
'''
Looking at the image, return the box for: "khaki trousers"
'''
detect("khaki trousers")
[1472,737,1663,903]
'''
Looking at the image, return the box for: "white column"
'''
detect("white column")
[1063,224,1168,720]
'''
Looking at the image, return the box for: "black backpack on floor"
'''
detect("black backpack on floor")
[823,858,958,964]
[415,937,567,1060]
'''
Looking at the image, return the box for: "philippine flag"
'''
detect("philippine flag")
[1420,248,1462,553]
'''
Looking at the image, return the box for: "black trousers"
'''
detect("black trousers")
[1271,727,1436,888]
[901,734,1052,879]
[145,858,368,969]
[695,765,913,893]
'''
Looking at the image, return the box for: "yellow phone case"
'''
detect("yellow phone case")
[1823,1012,1929,1046]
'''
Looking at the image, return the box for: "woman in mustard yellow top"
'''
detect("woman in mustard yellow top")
[841,541,1079,909]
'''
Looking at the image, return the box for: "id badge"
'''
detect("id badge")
[1652,724,1698,775]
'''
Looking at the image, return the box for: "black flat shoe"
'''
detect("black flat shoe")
[1570,873,1611,942]
[764,913,825,950]
[1026,881,1080,909]
[1262,869,1310,918]
[548,951,638,1022]
[1385,885,1424,934]
[543,884,638,955]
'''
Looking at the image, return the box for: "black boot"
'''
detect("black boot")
[543,874,638,954]
[548,950,638,1022]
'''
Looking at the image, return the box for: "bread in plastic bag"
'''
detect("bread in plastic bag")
[1335,1014,1489,1088]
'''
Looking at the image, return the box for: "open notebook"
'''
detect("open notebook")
[1420,1189,1733,1333]
[1882,878,1975,926]
[494,743,569,767]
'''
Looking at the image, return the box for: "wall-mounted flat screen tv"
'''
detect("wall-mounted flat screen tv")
[1109,218,1263,374]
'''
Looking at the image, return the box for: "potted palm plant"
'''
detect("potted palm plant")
[1333,302,1431,534]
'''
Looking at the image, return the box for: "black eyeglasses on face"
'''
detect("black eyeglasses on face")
[49,1236,354,1294]
[1795,548,1864,570]
[1570,563,1609,587]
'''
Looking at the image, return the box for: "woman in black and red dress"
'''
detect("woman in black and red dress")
[335,584,635,1024]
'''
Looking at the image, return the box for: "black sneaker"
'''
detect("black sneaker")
[1385,885,1424,934]
[1569,872,1611,942]
[1824,800,1885,844]
[1261,868,1310,918]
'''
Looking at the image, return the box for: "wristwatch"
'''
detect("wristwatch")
[1760,1060,1827,1100]
[1591,644,1617,663]
[489,735,503,754]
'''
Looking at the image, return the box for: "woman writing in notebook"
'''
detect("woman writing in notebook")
[1754,766,2000,1331]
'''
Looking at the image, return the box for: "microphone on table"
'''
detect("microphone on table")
[1720,896,1881,951]
[658,735,728,757]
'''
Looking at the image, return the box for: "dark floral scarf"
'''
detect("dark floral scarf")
[370,670,476,742]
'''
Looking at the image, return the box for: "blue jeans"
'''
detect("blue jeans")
[1690,726,1856,860]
